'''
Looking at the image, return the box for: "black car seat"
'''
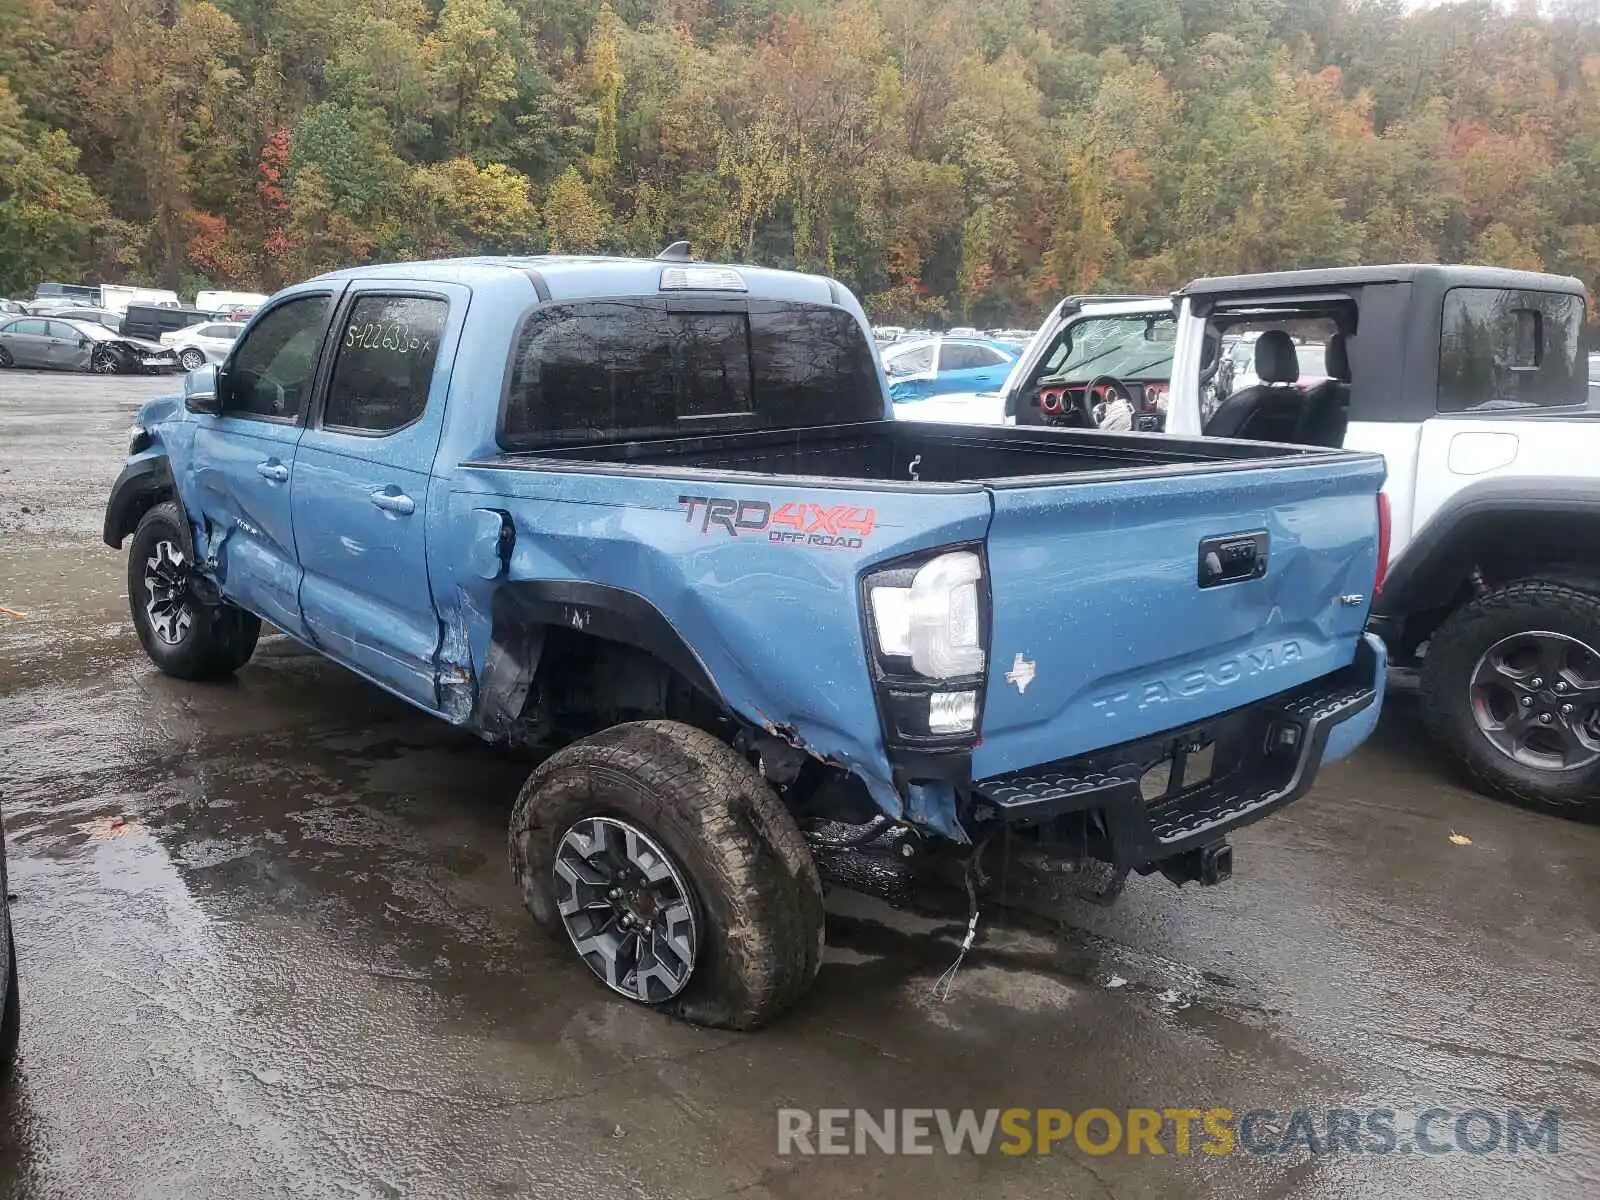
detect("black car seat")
[1203,330,1305,443]
[1297,332,1351,448]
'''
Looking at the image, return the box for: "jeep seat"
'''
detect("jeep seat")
[1203,330,1305,444]
[1297,332,1351,448]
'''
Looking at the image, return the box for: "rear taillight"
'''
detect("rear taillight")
[1374,491,1391,595]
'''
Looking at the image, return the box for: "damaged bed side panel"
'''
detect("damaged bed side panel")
[435,465,993,818]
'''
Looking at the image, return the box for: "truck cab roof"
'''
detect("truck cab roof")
[312,255,844,308]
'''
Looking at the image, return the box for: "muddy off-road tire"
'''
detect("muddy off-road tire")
[128,502,260,681]
[509,720,824,1030]
[1422,580,1600,815]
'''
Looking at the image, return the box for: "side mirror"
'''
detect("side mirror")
[184,363,222,415]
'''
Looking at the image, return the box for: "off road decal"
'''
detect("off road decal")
[677,496,876,551]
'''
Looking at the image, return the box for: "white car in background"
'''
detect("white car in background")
[161,321,245,371]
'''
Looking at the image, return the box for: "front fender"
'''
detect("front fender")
[103,452,176,549]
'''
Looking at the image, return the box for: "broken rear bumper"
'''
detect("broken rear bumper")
[971,633,1386,868]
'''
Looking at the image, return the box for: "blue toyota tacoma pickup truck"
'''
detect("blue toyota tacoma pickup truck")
[105,254,1388,1028]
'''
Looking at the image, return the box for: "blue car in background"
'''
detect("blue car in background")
[882,336,1017,405]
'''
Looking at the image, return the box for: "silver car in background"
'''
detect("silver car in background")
[160,321,246,371]
[0,316,181,374]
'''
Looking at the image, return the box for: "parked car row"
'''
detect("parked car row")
[0,316,183,374]
[871,324,1034,348]
[4,283,266,348]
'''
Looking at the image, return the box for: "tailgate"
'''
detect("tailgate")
[971,454,1387,779]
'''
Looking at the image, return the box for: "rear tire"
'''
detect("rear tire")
[128,501,260,680]
[1421,580,1600,815]
[508,720,824,1030]
[0,346,12,368]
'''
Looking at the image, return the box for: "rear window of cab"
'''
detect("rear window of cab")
[498,299,883,448]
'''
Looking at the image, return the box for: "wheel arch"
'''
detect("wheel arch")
[474,581,730,739]
[103,455,191,553]
[1376,477,1600,639]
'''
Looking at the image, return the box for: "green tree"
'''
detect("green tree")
[290,103,409,217]
[0,120,110,295]
[285,165,377,277]
[412,157,540,254]
[543,164,607,252]
[430,0,519,153]
[585,3,625,179]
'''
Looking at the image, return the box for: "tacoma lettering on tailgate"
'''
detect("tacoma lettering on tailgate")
[1088,640,1305,719]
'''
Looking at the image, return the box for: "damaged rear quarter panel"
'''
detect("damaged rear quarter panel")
[441,464,994,814]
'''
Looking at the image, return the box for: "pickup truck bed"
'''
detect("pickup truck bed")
[497,421,1317,483]
[462,419,1385,809]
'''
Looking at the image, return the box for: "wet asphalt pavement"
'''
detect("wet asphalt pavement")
[1,373,1597,1199]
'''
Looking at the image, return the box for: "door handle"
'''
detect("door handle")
[255,460,289,482]
[370,490,415,516]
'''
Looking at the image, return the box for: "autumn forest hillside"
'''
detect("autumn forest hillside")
[3,0,1600,323]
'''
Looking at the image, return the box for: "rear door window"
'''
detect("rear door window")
[939,343,969,371]
[501,300,881,447]
[322,295,448,434]
[939,343,998,371]
[1438,288,1586,412]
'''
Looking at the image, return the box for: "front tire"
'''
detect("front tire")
[90,346,121,374]
[128,501,260,680]
[508,721,824,1030]
[179,348,206,371]
[1421,581,1600,814]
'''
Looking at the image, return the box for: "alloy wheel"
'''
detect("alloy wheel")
[91,347,119,374]
[180,349,206,371]
[142,539,194,645]
[553,816,698,1003]
[1469,630,1600,772]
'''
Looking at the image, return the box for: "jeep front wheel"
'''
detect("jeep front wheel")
[508,720,824,1030]
[1422,580,1600,814]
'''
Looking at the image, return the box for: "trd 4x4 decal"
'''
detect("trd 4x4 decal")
[677,496,876,551]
